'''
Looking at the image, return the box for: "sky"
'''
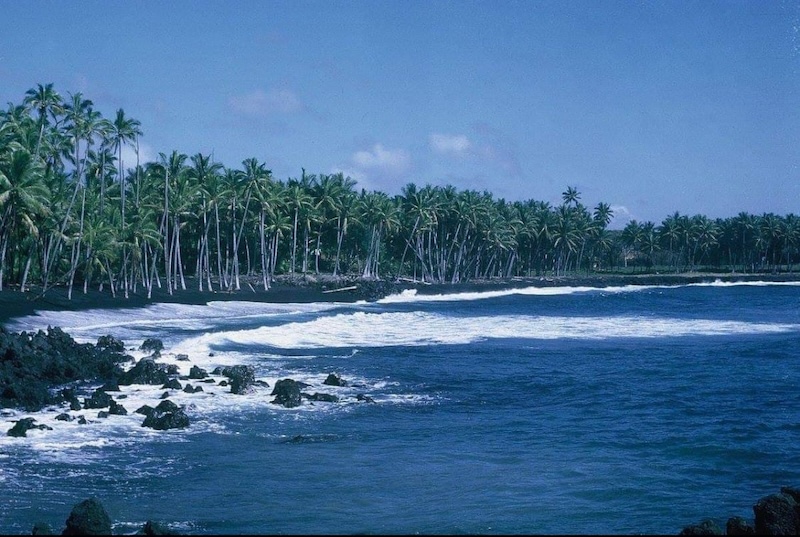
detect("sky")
[1,0,799,228]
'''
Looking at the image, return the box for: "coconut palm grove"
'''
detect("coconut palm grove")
[1,83,797,299]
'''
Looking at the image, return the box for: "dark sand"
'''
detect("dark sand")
[2,272,799,326]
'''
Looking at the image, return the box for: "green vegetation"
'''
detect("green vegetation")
[0,84,797,299]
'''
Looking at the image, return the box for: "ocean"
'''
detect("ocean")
[2,281,800,534]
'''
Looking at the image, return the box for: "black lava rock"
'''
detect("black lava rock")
[271,379,302,408]
[141,399,190,430]
[221,365,256,394]
[7,417,51,437]
[188,366,208,379]
[323,373,347,387]
[754,492,799,535]
[62,498,112,535]
[139,338,164,356]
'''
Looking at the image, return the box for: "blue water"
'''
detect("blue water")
[2,282,800,534]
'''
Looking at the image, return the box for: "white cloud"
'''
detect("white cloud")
[352,143,411,178]
[608,205,635,230]
[228,88,303,117]
[429,133,472,156]
[332,143,413,193]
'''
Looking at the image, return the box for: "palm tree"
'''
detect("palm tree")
[23,83,64,159]
[0,146,50,290]
[562,186,581,208]
[107,108,142,229]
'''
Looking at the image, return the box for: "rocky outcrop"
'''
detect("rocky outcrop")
[141,399,190,430]
[119,357,172,386]
[323,373,347,387]
[0,326,129,411]
[188,366,208,379]
[679,519,722,535]
[271,379,302,407]
[753,492,799,535]
[139,338,164,356]
[62,497,112,535]
[6,417,52,437]
[680,487,800,535]
[83,388,113,409]
[219,365,255,395]
[303,392,339,403]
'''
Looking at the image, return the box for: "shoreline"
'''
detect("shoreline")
[2,271,799,325]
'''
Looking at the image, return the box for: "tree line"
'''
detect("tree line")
[0,84,797,299]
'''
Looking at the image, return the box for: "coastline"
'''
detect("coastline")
[2,271,799,326]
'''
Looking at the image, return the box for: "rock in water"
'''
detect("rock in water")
[142,520,178,535]
[221,365,256,394]
[678,519,722,535]
[119,357,171,386]
[139,338,164,356]
[323,372,347,387]
[31,521,53,534]
[188,365,208,379]
[141,399,190,430]
[726,516,755,535]
[271,379,302,407]
[6,417,51,437]
[62,498,112,535]
[754,493,800,535]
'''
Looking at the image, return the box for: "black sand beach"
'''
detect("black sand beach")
[2,272,799,326]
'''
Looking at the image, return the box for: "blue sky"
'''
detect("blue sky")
[1,0,798,228]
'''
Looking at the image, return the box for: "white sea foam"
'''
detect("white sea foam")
[377,280,800,304]
[178,311,800,351]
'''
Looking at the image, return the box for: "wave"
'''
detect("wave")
[180,310,800,351]
[6,300,345,342]
[377,280,800,304]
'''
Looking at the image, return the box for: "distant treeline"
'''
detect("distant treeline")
[0,84,797,298]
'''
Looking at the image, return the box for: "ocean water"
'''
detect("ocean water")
[2,281,800,534]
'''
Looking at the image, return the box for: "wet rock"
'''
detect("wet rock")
[218,380,228,387]
[99,378,120,392]
[200,378,216,384]
[271,379,302,408]
[135,405,155,417]
[188,366,208,379]
[323,373,348,387]
[161,379,182,390]
[175,354,190,362]
[7,417,52,437]
[255,380,270,388]
[221,365,256,394]
[159,391,170,399]
[139,338,164,356]
[141,520,178,535]
[726,516,755,535]
[108,400,127,415]
[679,519,722,535]
[97,411,109,419]
[303,392,339,403]
[83,389,113,409]
[77,416,87,424]
[754,492,800,535]
[120,357,171,386]
[62,497,112,535]
[31,521,53,534]
[356,394,376,403]
[141,399,190,430]
[183,384,195,393]
[55,413,73,422]
[96,335,125,353]
[0,326,127,411]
